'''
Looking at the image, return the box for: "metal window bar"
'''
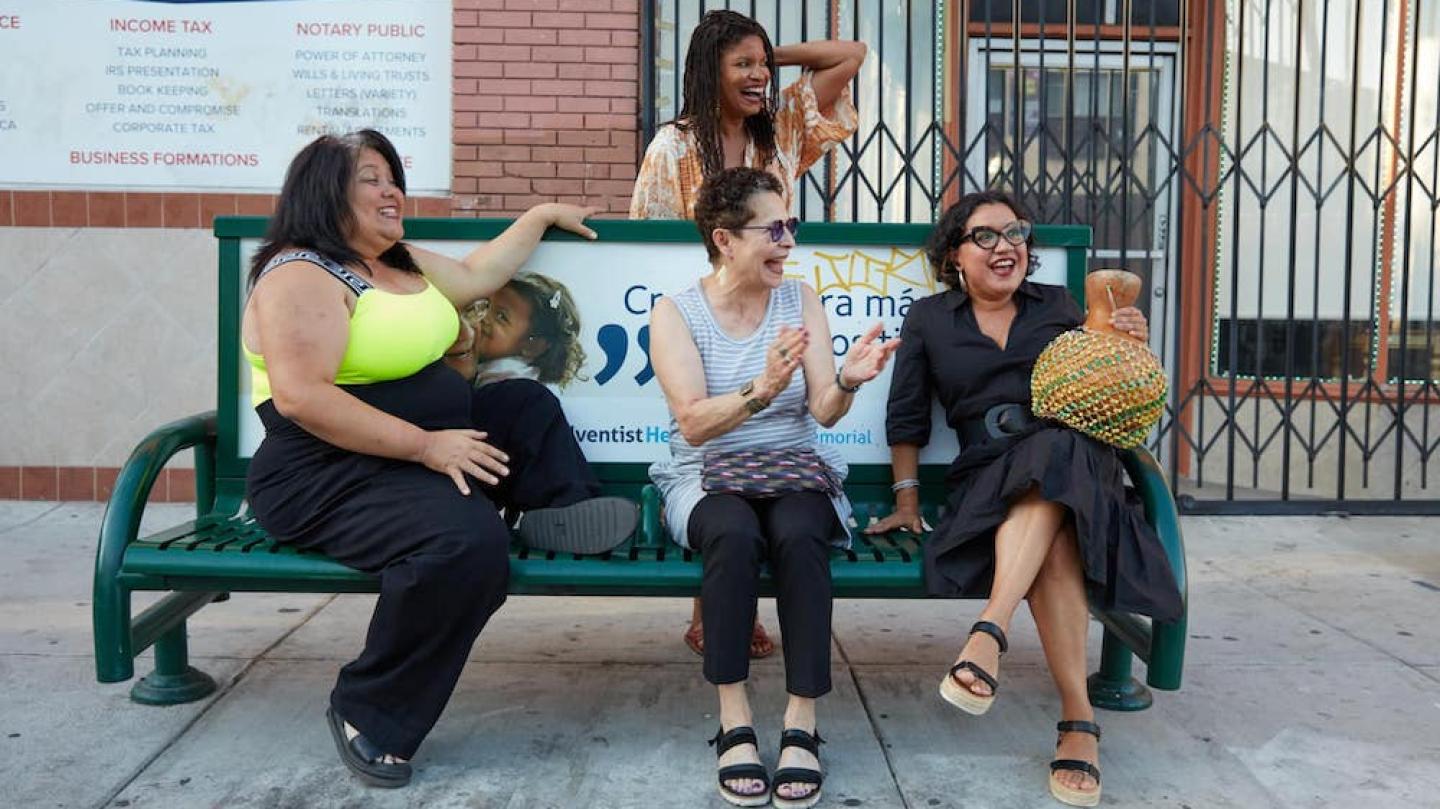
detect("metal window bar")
[642,0,1440,512]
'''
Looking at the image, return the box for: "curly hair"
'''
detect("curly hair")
[675,10,778,181]
[249,129,419,286]
[694,167,784,262]
[925,189,1040,291]
[505,272,587,387]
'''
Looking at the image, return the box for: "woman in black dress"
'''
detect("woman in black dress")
[867,190,1182,807]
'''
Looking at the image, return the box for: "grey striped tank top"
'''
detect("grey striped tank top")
[648,278,851,549]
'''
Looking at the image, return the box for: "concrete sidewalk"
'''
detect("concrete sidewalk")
[2,502,1437,809]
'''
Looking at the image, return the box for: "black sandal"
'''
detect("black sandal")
[772,728,825,809]
[1049,720,1102,807]
[939,620,1008,715]
[709,725,771,807]
[325,707,411,788]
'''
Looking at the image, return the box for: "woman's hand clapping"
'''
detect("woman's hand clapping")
[756,325,809,400]
[838,322,901,390]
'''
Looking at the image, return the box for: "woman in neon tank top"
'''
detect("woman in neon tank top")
[241,130,597,788]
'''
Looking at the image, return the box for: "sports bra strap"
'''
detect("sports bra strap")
[256,250,372,296]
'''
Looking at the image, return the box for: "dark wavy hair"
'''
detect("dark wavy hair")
[694,167,784,262]
[248,129,419,286]
[509,272,586,387]
[925,189,1039,291]
[675,10,777,180]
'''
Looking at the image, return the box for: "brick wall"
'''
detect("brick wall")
[451,0,641,217]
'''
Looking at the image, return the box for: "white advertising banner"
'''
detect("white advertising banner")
[235,237,1071,466]
[0,0,451,192]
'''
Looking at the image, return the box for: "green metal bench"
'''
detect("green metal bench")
[93,218,1187,711]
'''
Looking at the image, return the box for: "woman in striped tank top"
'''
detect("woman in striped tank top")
[648,168,899,808]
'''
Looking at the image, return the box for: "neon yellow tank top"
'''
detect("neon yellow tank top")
[244,252,460,406]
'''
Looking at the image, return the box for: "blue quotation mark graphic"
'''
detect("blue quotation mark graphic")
[595,324,653,386]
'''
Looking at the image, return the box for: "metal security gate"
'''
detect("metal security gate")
[642,1,1440,513]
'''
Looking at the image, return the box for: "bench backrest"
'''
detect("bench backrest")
[212,218,1091,507]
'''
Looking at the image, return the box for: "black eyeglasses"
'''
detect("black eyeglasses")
[734,217,800,243]
[959,220,1032,250]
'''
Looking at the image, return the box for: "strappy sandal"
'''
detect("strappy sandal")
[771,728,824,809]
[325,707,411,788]
[939,620,1008,715]
[709,725,771,807]
[1049,720,1102,807]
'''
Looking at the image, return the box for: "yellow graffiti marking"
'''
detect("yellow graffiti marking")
[784,248,937,296]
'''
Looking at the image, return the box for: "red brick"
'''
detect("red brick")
[456,129,506,145]
[610,130,638,148]
[505,29,557,45]
[557,64,595,79]
[454,10,480,26]
[506,162,556,178]
[454,146,480,161]
[481,10,532,25]
[584,81,633,97]
[505,96,557,113]
[51,192,87,226]
[610,97,637,114]
[453,177,480,193]
[557,162,610,179]
[456,31,527,49]
[532,146,586,162]
[58,467,96,501]
[610,163,636,181]
[456,95,506,112]
[236,194,275,216]
[610,63,638,81]
[504,194,556,209]
[200,194,237,229]
[0,467,19,499]
[583,46,633,63]
[126,193,163,227]
[564,97,611,113]
[455,160,504,177]
[13,191,49,226]
[506,0,558,7]
[611,30,639,47]
[479,177,537,194]
[529,45,583,63]
[477,77,537,93]
[585,146,634,162]
[456,0,503,8]
[456,62,505,78]
[96,467,120,502]
[559,130,610,146]
[531,113,585,128]
[508,58,568,77]
[504,130,557,145]
[481,145,533,161]
[146,469,171,505]
[557,0,611,11]
[170,468,197,502]
[20,466,57,501]
[533,12,572,26]
[0,191,11,226]
[416,197,453,216]
[584,13,637,30]
[531,79,585,96]
[90,193,126,226]
[585,178,637,196]
[454,111,481,128]
[585,113,634,129]
[162,193,201,228]
[532,178,586,195]
[558,29,610,47]
[609,0,639,11]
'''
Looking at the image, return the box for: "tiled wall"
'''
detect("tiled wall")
[1,0,646,501]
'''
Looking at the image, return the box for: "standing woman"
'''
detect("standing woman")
[868,190,1183,807]
[630,7,866,660]
[243,130,596,787]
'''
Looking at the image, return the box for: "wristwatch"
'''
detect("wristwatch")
[738,379,770,414]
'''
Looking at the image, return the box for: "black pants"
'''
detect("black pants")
[470,379,600,512]
[247,363,511,759]
[689,492,837,698]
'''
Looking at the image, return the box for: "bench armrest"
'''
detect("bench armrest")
[95,411,219,572]
[1119,446,1188,690]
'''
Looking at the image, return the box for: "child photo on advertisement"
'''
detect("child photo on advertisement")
[447,271,585,390]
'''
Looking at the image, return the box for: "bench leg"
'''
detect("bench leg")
[130,622,217,706]
[1086,628,1152,711]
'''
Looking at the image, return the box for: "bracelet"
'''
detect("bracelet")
[890,478,920,492]
[835,370,862,394]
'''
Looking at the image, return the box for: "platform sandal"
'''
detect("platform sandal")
[709,725,771,807]
[1049,719,1102,807]
[771,728,824,809]
[939,620,1008,715]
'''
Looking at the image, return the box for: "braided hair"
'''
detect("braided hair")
[676,10,778,180]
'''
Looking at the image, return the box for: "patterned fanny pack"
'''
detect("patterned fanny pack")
[701,448,841,498]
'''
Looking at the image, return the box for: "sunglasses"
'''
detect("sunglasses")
[959,220,1032,250]
[734,217,800,243]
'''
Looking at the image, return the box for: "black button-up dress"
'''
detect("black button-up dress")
[885,281,1183,621]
